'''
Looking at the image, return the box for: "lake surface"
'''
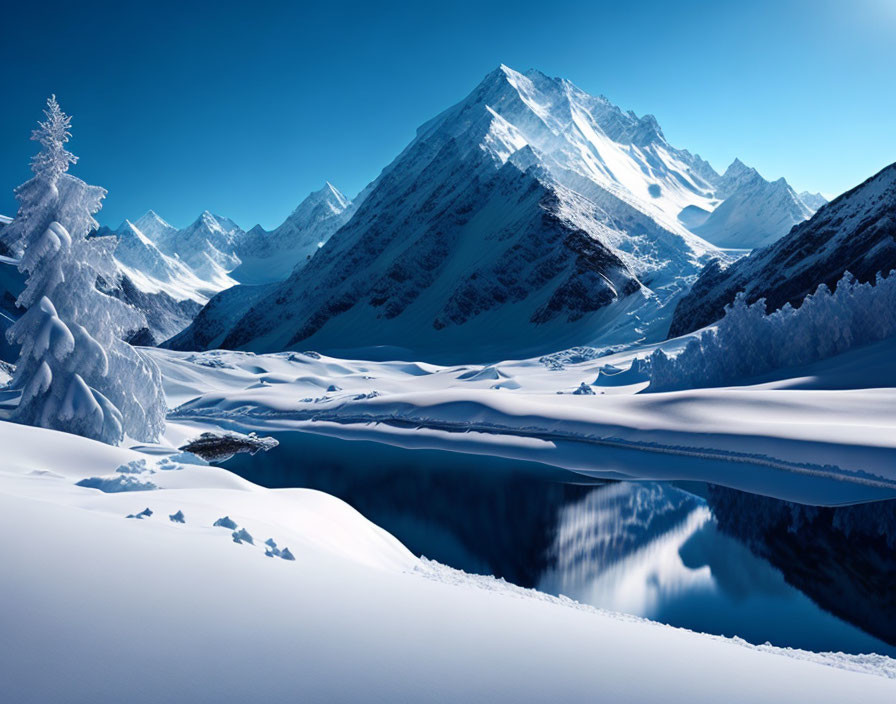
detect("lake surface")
[223,430,896,657]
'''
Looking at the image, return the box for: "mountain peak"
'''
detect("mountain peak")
[317,182,350,208]
[285,183,352,224]
[132,209,175,231]
[724,158,757,178]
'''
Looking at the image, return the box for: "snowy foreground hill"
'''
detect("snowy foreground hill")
[169,66,820,361]
[3,341,896,701]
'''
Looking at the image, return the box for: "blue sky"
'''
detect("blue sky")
[1,0,894,229]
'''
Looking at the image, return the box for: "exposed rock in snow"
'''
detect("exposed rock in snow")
[670,162,896,337]
[231,527,254,545]
[179,430,279,463]
[126,507,153,519]
[98,273,203,346]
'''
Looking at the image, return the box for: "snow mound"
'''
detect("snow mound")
[77,475,157,493]
[594,357,651,386]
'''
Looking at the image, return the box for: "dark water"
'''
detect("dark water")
[223,430,896,657]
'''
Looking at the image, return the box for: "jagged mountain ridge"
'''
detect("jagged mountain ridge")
[694,159,819,249]
[93,183,351,344]
[799,191,828,211]
[232,182,355,284]
[668,162,896,338]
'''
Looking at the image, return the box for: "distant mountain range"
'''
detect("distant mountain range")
[168,65,823,359]
[85,183,352,343]
[692,158,823,249]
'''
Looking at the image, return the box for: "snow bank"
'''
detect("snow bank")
[2,418,895,702]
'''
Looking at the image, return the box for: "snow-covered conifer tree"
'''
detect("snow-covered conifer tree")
[647,268,896,392]
[5,96,166,444]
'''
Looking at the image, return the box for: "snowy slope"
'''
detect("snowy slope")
[165,281,276,350]
[670,162,896,337]
[2,419,895,702]
[695,159,816,249]
[232,182,354,284]
[175,66,733,359]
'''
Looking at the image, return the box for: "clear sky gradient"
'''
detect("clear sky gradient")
[1,0,894,229]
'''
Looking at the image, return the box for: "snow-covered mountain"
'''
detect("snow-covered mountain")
[692,159,819,249]
[94,183,355,344]
[89,214,241,345]
[172,65,748,359]
[153,210,244,288]
[799,191,829,211]
[669,162,896,337]
[232,183,354,284]
[110,219,224,301]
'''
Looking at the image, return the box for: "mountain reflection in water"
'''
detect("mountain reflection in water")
[223,430,896,657]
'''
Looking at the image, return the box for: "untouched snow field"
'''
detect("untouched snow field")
[2,418,896,702]
[154,339,896,506]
